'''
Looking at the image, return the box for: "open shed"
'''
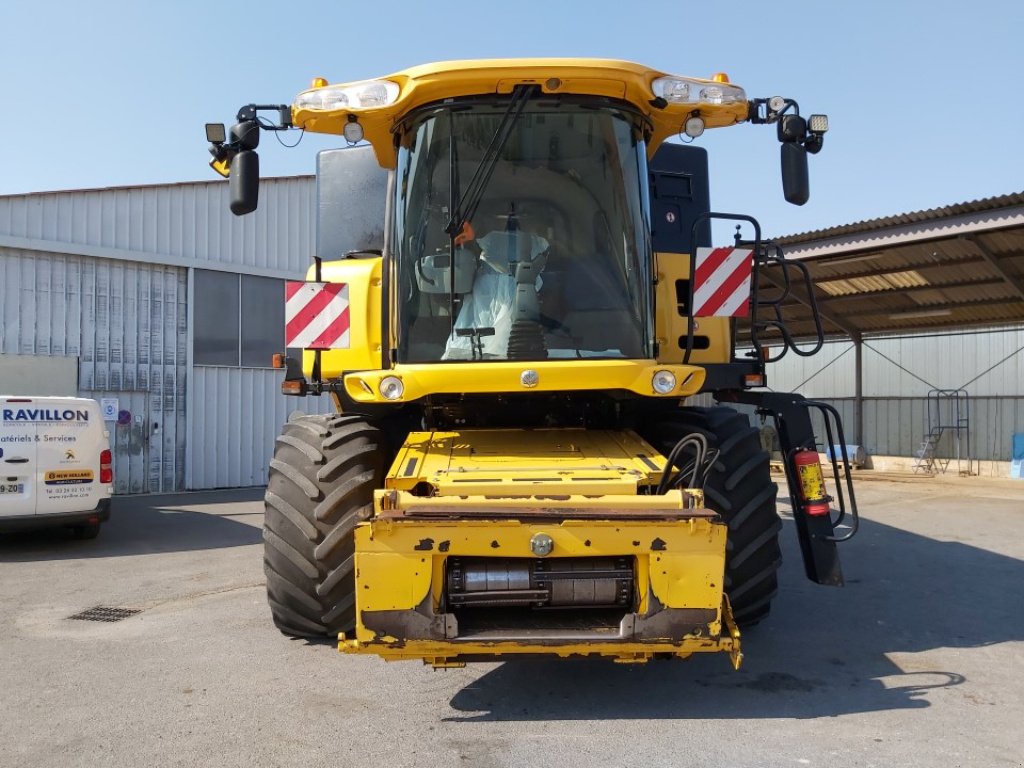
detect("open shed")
[747,192,1024,471]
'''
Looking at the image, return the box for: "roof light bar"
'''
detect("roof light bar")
[294,79,400,111]
[652,76,746,106]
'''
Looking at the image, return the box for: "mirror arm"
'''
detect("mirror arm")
[235,103,293,130]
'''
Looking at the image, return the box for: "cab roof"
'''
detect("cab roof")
[291,58,751,168]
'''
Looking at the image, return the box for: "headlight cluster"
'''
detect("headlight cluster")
[651,76,746,106]
[294,79,400,111]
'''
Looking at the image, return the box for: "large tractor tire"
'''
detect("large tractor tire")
[642,406,782,627]
[263,414,385,639]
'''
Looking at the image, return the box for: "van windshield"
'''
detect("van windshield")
[393,100,653,363]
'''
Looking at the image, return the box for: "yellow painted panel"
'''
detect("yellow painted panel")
[300,257,383,378]
[384,428,672,494]
[349,517,729,651]
[654,252,732,364]
[344,360,706,404]
[359,518,719,560]
[647,549,726,610]
[355,548,433,612]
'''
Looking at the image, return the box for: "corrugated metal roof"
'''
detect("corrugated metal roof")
[746,192,1024,341]
[776,191,1024,244]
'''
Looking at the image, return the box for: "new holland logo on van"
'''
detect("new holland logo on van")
[45,469,94,485]
[1,408,90,423]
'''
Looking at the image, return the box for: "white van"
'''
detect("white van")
[0,396,113,539]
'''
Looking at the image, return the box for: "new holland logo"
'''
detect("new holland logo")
[44,469,94,485]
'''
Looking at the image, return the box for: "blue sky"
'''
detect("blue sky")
[2,0,1022,237]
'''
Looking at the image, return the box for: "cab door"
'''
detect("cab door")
[0,398,38,516]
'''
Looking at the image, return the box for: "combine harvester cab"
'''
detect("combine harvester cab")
[206,59,857,668]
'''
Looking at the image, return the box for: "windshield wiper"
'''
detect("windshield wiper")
[444,85,533,240]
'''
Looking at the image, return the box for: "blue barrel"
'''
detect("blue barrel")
[826,444,866,467]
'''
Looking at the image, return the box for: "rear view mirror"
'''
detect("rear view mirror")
[781,142,809,206]
[230,150,259,216]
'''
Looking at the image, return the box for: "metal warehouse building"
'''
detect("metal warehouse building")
[0,178,332,494]
[2,181,1022,492]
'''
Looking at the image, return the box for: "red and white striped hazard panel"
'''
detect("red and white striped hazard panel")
[692,247,754,317]
[285,282,351,349]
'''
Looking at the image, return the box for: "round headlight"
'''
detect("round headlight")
[343,120,364,144]
[379,376,404,400]
[684,116,705,138]
[652,370,677,395]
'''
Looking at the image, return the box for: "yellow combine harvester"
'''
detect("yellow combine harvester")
[206,59,858,668]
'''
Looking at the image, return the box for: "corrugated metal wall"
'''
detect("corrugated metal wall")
[1,178,323,493]
[188,368,334,489]
[781,397,1024,462]
[766,328,1024,398]
[0,177,316,275]
[751,328,1024,461]
[0,247,187,493]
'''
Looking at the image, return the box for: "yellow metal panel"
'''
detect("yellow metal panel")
[352,516,724,624]
[654,252,731,365]
[290,59,749,169]
[356,549,434,612]
[345,516,735,666]
[648,549,725,609]
[357,518,719,562]
[299,257,383,378]
[344,360,706,404]
[384,428,669,495]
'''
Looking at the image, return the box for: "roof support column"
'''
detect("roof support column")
[853,333,864,446]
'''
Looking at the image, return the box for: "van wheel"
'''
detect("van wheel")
[263,414,385,639]
[72,522,101,540]
[641,406,782,627]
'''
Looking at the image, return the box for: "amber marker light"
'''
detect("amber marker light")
[312,77,328,88]
[712,72,730,83]
[271,353,285,369]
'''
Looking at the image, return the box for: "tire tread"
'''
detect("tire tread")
[263,414,384,638]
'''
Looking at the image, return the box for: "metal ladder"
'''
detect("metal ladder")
[919,390,973,476]
[913,428,942,474]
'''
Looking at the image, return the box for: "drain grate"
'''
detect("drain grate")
[67,606,142,623]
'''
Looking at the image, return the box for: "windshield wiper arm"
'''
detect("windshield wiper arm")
[444,85,533,239]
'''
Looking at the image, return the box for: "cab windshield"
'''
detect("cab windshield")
[393,99,653,363]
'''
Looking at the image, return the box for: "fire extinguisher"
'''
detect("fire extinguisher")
[791,449,831,517]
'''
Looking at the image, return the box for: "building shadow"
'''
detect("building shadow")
[446,514,1021,721]
[0,488,264,561]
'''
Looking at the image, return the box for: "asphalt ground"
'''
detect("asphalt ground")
[1,476,1022,768]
